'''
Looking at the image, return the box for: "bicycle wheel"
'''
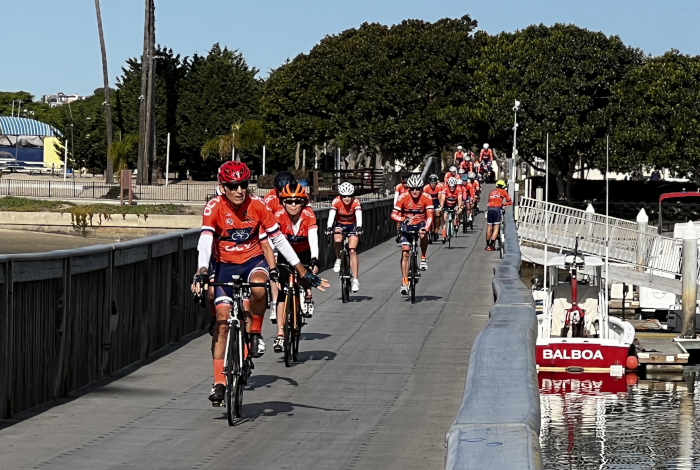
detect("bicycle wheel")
[410,248,417,304]
[283,289,294,367]
[340,249,350,303]
[447,217,453,249]
[499,234,505,259]
[225,325,241,425]
[292,295,301,362]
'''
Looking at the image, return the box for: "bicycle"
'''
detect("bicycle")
[332,228,353,303]
[196,276,269,425]
[401,226,421,304]
[497,207,506,259]
[443,207,457,249]
[277,262,312,367]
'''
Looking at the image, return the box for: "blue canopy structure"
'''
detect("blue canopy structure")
[0,116,60,137]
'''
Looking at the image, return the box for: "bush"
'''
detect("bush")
[100,187,139,200]
[257,174,274,189]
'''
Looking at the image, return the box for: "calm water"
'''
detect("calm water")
[540,371,700,470]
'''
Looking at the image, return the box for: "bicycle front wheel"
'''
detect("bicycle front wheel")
[340,250,350,303]
[283,289,294,367]
[225,326,242,425]
[410,249,417,304]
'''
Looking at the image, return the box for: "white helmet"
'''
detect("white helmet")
[338,182,355,196]
[483,143,489,150]
[406,174,424,189]
[468,171,476,179]
[458,168,465,174]
[449,166,457,173]
[466,155,471,161]
[447,177,458,187]
[457,145,463,150]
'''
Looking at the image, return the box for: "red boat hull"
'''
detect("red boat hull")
[536,342,629,369]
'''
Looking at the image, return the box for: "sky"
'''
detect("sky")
[5,0,700,98]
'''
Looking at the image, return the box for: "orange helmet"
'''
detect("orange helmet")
[279,182,308,200]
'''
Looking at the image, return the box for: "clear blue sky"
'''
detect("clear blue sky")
[6,0,700,98]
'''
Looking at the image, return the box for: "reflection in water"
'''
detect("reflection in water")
[540,372,700,469]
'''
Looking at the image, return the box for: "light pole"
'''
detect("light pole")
[510,99,521,200]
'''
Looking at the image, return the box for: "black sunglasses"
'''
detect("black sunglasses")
[283,198,304,206]
[409,187,422,191]
[223,181,249,191]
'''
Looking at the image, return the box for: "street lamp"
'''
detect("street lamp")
[511,99,521,199]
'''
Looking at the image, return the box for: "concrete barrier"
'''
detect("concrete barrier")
[445,205,542,470]
[0,198,395,419]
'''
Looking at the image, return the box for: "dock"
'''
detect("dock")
[634,331,689,369]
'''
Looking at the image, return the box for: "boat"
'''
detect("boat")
[535,238,636,373]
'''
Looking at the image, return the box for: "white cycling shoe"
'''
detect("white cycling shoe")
[351,278,360,292]
[420,258,428,271]
[400,284,409,295]
[269,302,277,324]
[333,259,341,273]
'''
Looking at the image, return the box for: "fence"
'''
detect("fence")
[0,198,395,419]
[445,206,542,469]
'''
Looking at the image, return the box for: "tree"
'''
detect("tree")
[0,91,52,121]
[200,120,264,163]
[471,24,643,199]
[94,0,114,183]
[108,134,139,177]
[177,44,261,179]
[609,50,700,182]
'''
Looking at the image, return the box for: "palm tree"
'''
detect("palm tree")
[94,0,114,183]
[201,120,264,161]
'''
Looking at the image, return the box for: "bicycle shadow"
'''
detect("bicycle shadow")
[414,295,443,302]
[297,350,337,362]
[245,374,298,390]
[349,296,373,302]
[300,332,331,341]
[224,400,349,424]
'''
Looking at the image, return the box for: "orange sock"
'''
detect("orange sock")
[402,276,408,285]
[213,359,225,385]
[250,314,263,334]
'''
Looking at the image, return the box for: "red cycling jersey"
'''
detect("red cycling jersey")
[460,160,474,173]
[331,196,361,225]
[201,195,281,264]
[443,172,459,185]
[454,151,465,163]
[394,183,408,198]
[487,188,513,208]
[462,182,475,200]
[472,180,481,193]
[274,206,317,253]
[440,185,462,208]
[423,182,443,199]
[264,189,280,213]
[391,192,434,229]
[480,149,494,162]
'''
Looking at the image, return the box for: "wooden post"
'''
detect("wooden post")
[681,221,698,338]
[120,170,133,206]
[313,170,319,204]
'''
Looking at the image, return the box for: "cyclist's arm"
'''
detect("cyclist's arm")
[261,239,276,270]
[269,232,302,271]
[425,207,434,231]
[196,232,213,274]
[503,190,513,206]
[308,227,319,259]
[438,193,445,208]
[327,208,337,229]
[390,208,404,223]
[355,207,363,228]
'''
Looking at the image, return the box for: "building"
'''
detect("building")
[0,116,64,170]
[41,92,86,108]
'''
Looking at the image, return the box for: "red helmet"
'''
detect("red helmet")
[218,161,250,183]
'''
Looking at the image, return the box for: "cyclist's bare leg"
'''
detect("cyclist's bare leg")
[248,271,269,336]
[348,235,359,279]
[213,304,231,360]
[490,223,501,242]
[276,299,286,337]
[333,231,343,259]
[419,231,428,257]
[442,212,449,238]
[400,249,410,280]
[486,224,494,244]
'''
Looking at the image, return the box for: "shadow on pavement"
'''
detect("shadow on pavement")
[349,296,373,302]
[297,350,337,362]
[246,375,299,390]
[222,400,348,424]
[300,333,331,341]
[415,295,443,302]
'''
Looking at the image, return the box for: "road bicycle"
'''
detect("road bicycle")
[498,208,506,259]
[443,207,457,249]
[401,226,421,303]
[196,276,269,425]
[332,227,354,303]
[277,262,312,367]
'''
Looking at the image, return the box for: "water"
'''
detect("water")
[540,371,700,469]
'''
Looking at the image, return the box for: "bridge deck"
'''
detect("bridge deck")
[0,215,500,469]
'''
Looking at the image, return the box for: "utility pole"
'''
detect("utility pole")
[94,0,114,184]
[137,0,155,185]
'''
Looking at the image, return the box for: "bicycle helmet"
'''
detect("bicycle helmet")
[496,179,506,188]
[274,171,296,191]
[218,161,251,183]
[428,174,439,183]
[449,166,457,173]
[406,174,424,189]
[483,143,489,150]
[468,171,476,180]
[458,168,466,174]
[466,155,471,161]
[279,182,308,200]
[447,177,458,187]
[338,182,355,196]
[457,145,463,150]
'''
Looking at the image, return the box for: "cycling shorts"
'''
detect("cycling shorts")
[208,257,217,282]
[213,255,269,307]
[431,198,440,211]
[487,207,503,226]
[333,222,359,236]
[399,221,426,247]
[277,249,312,292]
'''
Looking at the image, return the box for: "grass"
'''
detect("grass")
[0,196,197,216]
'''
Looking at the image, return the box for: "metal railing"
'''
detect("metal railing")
[518,197,686,278]
[0,198,396,419]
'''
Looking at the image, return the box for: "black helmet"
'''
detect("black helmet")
[274,171,296,191]
[428,174,439,183]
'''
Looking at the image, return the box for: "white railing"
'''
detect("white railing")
[518,197,685,278]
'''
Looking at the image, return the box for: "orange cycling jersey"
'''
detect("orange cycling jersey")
[462,182,475,200]
[472,180,481,193]
[460,160,474,173]
[264,189,280,213]
[440,185,462,208]
[394,183,408,198]
[443,172,459,184]
[487,188,513,208]
[391,192,434,229]
[331,196,361,225]
[201,195,281,264]
[480,149,494,162]
[274,206,317,253]
[423,182,443,199]
[454,151,465,163]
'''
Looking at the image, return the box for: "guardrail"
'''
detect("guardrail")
[0,198,395,419]
[445,206,542,470]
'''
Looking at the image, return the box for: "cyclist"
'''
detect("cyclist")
[454,146,465,166]
[439,177,462,244]
[264,171,296,214]
[391,175,434,294]
[443,165,459,185]
[460,170,476,226]
[272,183,320,352]
[423,174,443,241]
[469,171,481,211]
[191,161,326,406]
[486,180,513,251]
[327,182,362,293]
[393,175,409,205]
[460,154,475,174]
[479,143,494,164]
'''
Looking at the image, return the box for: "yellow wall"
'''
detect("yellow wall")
[43,137,65,169]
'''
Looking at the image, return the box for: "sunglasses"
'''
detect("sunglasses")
[283,198,304,206]
[341,195,353,199]
[409,187,422,192]
[223,181,249,191]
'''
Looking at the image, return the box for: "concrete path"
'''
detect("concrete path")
[0,213,500,470]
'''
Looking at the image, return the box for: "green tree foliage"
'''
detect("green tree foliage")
[177,44,261,179]
[472,24,643,199]
[609,50,700,182]
[200,120,265,161]
[0,91,52,121]
[108,133,139,177]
